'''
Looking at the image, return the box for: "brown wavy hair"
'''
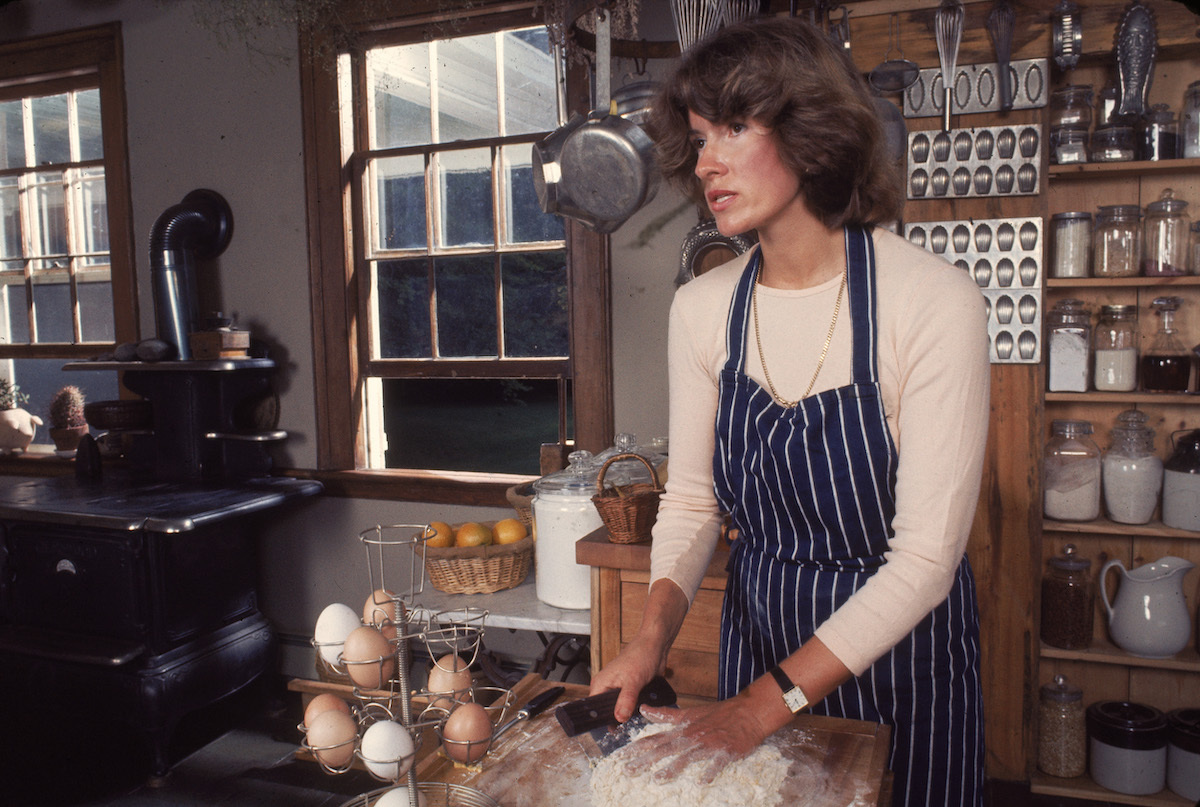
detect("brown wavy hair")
[647,16,903,229]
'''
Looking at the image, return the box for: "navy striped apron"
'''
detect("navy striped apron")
[713,226,984,807]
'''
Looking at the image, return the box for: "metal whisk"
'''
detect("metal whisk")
[987,0,1016,111]
[935,0,964,132]
[721,0,759,26]
[670,0,724,55]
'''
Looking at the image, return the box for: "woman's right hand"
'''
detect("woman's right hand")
[588,633,668,723]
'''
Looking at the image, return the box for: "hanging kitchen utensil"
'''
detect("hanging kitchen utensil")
[1115,0,1157,121]
[721,0,759,26]
[935,0,964,132]
[1052,0,1082,72]
[670,0,724,55]
[987,0,1016,111]
[869,14,919,94]
[873,95,907,163]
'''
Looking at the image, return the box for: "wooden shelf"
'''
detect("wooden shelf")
[1046,277,1200,289]
[1044,391,1200,404]
[1041,638,1200,672]
[1049,158,1200,181]
[1030,772,1192,806]
[1043,517,1200,539]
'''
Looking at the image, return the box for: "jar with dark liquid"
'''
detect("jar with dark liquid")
[1041,544,1094,649]
[1141,296,1192,392]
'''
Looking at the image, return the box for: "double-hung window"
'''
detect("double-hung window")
[303,4,613,501]
[0,25,137,447]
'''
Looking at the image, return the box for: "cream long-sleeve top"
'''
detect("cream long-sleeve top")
[649,226,991,677]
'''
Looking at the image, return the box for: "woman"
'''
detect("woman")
[588,16,989,807]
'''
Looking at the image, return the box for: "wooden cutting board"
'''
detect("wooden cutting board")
[416,675,891,807]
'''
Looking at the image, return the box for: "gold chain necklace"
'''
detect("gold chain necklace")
[752,264,846,408]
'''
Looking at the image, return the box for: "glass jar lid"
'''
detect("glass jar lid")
[1052,84,1094,102]
[1051,211,1093,221]
[1147,187,1189,215]
[1041,673,1083,703]
[533,450,599,495]
[1099,304,1137,318]
[1110,409,1155,452]
[1049,543,1091,572]
[1051,418,1094,436]
[1096,203,1142,221]
[1091,125,1134,146]
[1143,103,1176,125]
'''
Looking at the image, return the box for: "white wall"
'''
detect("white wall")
[0,0,688,678]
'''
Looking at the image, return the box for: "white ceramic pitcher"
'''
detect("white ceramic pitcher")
[1101,555,1195,658]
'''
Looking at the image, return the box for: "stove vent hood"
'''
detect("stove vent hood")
[149,189,233,360]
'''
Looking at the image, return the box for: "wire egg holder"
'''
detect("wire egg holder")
[301,523,516,807]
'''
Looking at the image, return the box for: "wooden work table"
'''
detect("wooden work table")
[576,527,728,699]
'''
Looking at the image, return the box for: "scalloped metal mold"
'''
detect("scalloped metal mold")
[907,125,1041,200]
[903,58,1048,118]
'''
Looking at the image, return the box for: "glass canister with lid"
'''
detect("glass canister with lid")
[1184,79,1200,159]
[1047,299,1091,393]
[1040,544,1094,649]
[1039,674,1087,778]
[1103,409,1162,524]
[531,450,602,609]
[1143,188,1192,277]
[1093,204,1142,277]
[1139,103,1181,161]
[1051,84,1094,129]
[1050,212,1093,278]
[1044,419,1102,521]
[1093,304,1139,391]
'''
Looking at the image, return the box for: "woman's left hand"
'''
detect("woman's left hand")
[617,697,773,784]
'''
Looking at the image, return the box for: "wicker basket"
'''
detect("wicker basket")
[505,482,535,528]
[591,453,664,544]
[416,522,534,595]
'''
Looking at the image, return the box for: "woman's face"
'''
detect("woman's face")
[689,110,807,238]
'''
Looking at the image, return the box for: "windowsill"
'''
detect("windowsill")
[0,451,533,507]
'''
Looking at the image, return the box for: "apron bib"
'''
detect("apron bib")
[712,226,983,807]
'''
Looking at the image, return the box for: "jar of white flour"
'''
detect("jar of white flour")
[1044,419,1101,521]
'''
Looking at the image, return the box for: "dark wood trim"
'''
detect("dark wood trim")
[281,467,525,507]
[364,358,569,378]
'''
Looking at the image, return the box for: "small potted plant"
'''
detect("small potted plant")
[0,379,41,453]
[48,385,88,456]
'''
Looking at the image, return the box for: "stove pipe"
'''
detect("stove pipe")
[149,189,233,360]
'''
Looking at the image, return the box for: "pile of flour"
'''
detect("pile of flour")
[588,723,789,807]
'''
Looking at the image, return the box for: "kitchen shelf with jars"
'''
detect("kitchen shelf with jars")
[1032,12,1200,802]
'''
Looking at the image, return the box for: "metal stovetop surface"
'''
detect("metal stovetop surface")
[0,473,321,532]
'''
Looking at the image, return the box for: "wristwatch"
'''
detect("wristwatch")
[768,665,809,713]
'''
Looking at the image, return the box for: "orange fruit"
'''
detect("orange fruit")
[455,522,493,548]
[424,521,453,548]
[492,518,527,545]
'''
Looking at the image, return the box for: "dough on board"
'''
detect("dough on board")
[589,723,788,807]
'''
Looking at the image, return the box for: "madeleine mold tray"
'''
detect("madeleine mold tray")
[903,59,1048,118]
[904,217,1043,365]
[907,125,1042,200]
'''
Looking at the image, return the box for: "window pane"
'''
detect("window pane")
[435,254,495,357]
[1,279,28,344]
[372,155,426,251]
[78,167,109,256]
[0,177,20,259]
[503,145,563,243]
[436,34,498,142]
[369,43,431,149]
[29,172,66,260]
[502,28,558,136]
[8,357,119,446]
[436,148,493,248]
[0,100,25,169]
[502,251,567,357]
[78,277,113,342]
[31,279,71,342]
[31,94,69,165]
[77,89,102,161]
[382,378,565,474]
[376,258,431,358]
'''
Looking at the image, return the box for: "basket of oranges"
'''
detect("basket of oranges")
[416,518,533,594]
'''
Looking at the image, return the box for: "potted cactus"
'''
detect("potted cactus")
[0,379,41,453]
[48,385,88,456]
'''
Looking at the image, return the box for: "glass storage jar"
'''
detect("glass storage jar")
[1139,103,1181,161]
[1040,545,1094,649]
[1093,204,1142,277]
[1191,220,1200,275]
[1143,188,1191,277]
[1093,304,1138,391]
[1051,212,1093,278]
[1047,299,1091,392]
[1103,409,1162,524]
[1039,675,1087,778]
[1184,79,1200,159]
[1097,80,1120,127]
[1142,296,1192,392]
[1044,418,1101,521]
[1051,84,1094,129]
[1051,125,1089,165]
[1091,124,1136,162]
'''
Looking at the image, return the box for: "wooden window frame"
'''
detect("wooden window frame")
[299,2,613,505]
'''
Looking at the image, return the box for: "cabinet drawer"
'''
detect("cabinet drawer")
[620,579,724,655]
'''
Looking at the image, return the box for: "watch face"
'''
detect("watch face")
[783,687,808,713]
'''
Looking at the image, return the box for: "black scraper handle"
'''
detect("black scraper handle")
[555,675,677,737]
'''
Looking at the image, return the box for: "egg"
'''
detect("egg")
[305,708,358,768]
[313,602,362,665]
[363,588,400,640]
[360,719,416,780]
[375,786,427,807]
[441,701,492,764]
[426,653,473,709]
[342,625,395,689]
[303,692,352,728]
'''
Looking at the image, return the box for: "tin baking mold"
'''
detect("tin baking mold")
[903,58,1048,118]
[907,125,1041,200]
